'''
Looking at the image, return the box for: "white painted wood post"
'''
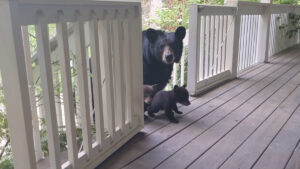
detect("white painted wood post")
[180,53,186,86]
[187,4,199,94]
[99,19,116,139]
[225,9,240,78]
[112,16,126,133]
[54,72,64,128]
[89,13,105,148]
[224,0,240,78]
[0,1,36,169]
[256,1,272,63]
[74,11,92,158]
[56,12,79,168]
[22,26,44,161]
[35,13,61,169]
[129,6,144,127]
[122,17,134,127]
[173,64,178,86]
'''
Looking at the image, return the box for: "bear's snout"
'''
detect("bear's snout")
[162,46,174,64]
[166,54,173,62]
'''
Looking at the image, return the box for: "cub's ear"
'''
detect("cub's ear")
[175,26,186,40]
[146,28,159,44]
[174,85,179,91]
[182,84,187,88]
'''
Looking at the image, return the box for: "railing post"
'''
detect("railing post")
[256,0,272,63]
[187,4,199,95]
[22,26,44,161]
[225,0,240,78]
[0,1,36,169]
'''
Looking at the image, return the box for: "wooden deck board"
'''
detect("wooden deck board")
[220,85,300,169]
[188,71,300,169]
[285,137,300,169]
[97,46,300,169]
[252,105,300,169]
[153,51,300,169]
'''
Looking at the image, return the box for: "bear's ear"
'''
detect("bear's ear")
[182,84,187,88]
[175,26,186,40]
[146,28,159,44]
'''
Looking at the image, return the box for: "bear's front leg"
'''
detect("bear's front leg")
[165,107,178,123]
[172,104,183,114]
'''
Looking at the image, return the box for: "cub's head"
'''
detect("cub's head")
[173,84,191,106]
[146,26,186,65]
[143,84,159,104]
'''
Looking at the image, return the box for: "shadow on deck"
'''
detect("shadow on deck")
[97,46,300,169]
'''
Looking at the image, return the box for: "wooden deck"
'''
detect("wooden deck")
[97,46,300,169]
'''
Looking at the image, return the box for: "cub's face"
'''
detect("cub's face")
[143,84,159,104]
[146,27,186,65]
[174,85,191,106]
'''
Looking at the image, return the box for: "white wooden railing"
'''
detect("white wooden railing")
[0,0,143,169]
[238,14,260,71]
[187,1,300,95]
[188,5,237,95]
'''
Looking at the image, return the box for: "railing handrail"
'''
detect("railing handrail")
[191,4,236,15]
[191,2,300,14]
[16,0,141,6]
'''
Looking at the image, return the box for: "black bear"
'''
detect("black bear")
[142,26,186,92]
[147,85,191,123]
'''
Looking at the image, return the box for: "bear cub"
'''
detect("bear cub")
[147,85,191,123]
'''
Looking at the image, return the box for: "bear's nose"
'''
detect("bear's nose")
[166,54,173,62]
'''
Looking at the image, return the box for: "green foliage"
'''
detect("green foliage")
[150,0,190,31]
[239,0,259,2]
[272,0,298,4]
[190,0,224,4]
[0,113,9,142]
[0,157,13,169]
[286,13,300,38]
[0,94,12,168]
[149,0,225,31]
[278,13,300,39]
[39,126,86,156]
[28,25,37,54]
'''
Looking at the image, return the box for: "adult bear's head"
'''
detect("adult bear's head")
[146,26,186,65]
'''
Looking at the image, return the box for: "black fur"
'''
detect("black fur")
[147,85,190,123]
[142,27,186,91]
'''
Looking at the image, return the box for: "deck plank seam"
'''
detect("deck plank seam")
[190,82,300,169]
[283,133,300,169]
[154,56,300,169]
[216,85,300,169]
[250,103,300,169]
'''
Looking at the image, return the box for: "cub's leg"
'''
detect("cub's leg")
[172,104,183,114]
[165,107,178,123]
[147,106,158,117]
